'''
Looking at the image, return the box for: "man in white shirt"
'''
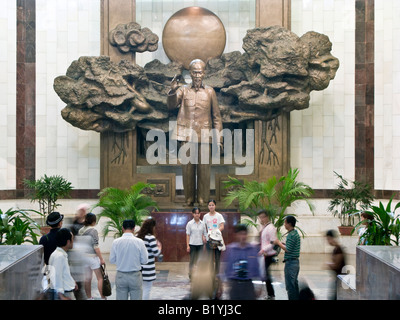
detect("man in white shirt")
[48,228,77,300]
[109,219,148,300]
[258,210,277,300]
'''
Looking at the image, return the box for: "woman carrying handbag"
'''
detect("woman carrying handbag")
[101,264,112,297]
[78,213,107,300]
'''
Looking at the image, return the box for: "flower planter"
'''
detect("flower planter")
[40,226,51,235]
[338,226,354,236]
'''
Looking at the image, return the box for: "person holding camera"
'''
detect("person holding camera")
[222,224,261,300]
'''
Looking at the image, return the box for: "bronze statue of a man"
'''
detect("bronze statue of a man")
[167,59,223,206]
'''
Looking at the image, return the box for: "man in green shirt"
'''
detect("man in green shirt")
[274,215,300,300]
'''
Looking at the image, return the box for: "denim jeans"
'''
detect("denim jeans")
[284,259,300,300]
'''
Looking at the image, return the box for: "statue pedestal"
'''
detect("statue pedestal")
[0,245,43,300]
[150,210,240,262]
[337,246,400,300]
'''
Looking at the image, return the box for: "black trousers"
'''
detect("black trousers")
[229,280,256,300]
[205,241,221,275]
[264,255,275,297]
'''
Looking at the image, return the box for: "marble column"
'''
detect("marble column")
[255,0,291,181]
[100,0,138,190]
[355,0,374,186]
[16,0,36,197]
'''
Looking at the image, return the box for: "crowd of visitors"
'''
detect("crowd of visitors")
[39,200,348,300]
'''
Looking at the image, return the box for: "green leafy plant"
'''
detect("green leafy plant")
[223,168,314,238]
[352,196,400,245]
[327,171,374,227]
[24,174,73,226]
[0,208,40,245]
[94,182,159,239]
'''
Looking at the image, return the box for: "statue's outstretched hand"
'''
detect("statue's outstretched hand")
[170,74,181,92]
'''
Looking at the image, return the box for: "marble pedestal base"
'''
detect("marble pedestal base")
[0,245,44,300]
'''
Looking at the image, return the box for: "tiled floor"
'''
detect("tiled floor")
[87,252,356,300]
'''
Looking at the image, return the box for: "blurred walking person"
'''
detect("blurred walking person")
[68,203,90,299]
[258,209,277,300]
[325,229,346,300]
[70,203,90,236]
[222,224,261,300]
[78,212,106,300]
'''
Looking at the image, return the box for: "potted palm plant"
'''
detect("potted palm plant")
[351,196,400,245]
[24,174,73,233]
[94,182,159,239]
[327,171,374,236]
[223,168,314,239]
[0,208,40,245]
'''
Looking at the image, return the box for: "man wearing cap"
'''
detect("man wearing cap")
[39,212,64,265]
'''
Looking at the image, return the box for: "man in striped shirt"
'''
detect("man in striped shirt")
[274,215,300,300]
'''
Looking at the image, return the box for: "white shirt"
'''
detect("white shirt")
[203,212,225,240]
[48,247,76,294]
[109,233,148,272]
[260,223,278,256]
[186,219,207,245]
[358,227,367,244]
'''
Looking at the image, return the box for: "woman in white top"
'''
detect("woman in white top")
[78,213,106,300]
[203,200,225,274]
[186,207,207,278]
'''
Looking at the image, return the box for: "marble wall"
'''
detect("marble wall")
[291,0,400,192]
[35,0,101,190]
[374,0,400,190]
[291,0,356,189]
[0,1,16,190]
